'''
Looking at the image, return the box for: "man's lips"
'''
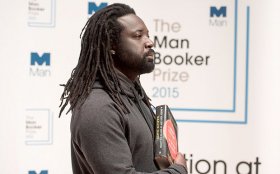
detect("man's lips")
[145,49,155,61]
[146,54,154,62]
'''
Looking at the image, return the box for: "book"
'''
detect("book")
[154,105,178,169]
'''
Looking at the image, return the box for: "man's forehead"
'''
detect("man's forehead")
[117,14,147,31]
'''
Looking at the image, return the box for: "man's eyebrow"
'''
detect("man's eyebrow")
[134,29,143,32]
[134,29,149,33]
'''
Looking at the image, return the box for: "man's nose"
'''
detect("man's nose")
[145,37,154,48]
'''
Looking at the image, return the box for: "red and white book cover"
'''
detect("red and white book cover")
[154,105,178,169]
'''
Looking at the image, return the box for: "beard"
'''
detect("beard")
[140,49,155,74]
[114,48,155,75]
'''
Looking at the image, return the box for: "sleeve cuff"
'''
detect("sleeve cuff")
[170,164,188,174]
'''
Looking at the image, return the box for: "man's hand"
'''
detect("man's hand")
[174,152,187,170]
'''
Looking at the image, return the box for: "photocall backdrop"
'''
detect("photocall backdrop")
[0,0,280,173]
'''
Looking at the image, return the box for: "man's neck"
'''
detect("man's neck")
[114,67,138,82]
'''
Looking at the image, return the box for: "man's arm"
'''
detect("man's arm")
[72,102,187,174]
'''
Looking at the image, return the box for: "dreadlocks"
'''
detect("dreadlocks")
[59,3,152,117]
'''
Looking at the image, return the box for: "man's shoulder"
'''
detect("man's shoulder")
[86,88,113,105]
[71,89,127,137]
[79,89,117,116]
[77,89,127,120]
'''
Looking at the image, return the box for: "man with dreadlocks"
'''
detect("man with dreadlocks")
[59,3,187,174]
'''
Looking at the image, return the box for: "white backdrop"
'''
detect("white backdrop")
[1,0,280,173]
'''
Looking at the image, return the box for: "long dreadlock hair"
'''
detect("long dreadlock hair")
[59,3,152,117]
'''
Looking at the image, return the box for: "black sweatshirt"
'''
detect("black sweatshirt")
[70,72,187,174]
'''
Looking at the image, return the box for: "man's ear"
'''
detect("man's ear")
[110,50,116,55]
[110,44,117,55]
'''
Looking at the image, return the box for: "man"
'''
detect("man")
[59,3,187,174]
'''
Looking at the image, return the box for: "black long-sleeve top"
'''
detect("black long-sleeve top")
[70,72,187,174]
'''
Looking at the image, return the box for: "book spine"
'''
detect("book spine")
[155,105,168,158]
[165,106,178,162]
